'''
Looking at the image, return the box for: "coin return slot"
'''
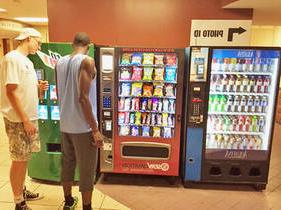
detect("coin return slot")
[209,166,222,176]
[249,167,261,177]
[229,167,241,176]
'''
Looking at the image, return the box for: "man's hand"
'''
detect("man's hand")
[92,130,104,148]
[23,120,37,136]
[38,80,49,99]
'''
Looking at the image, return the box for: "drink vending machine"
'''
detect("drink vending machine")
[96,47,185,176]
[182,47,281,190]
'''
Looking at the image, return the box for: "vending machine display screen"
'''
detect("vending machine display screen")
[49,85,57,100]
[117,51,178,138]
[38,105,48,120]
[50,106,60,120]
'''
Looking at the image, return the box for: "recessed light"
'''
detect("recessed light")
[0,8,7,12]
[13,17,48,23]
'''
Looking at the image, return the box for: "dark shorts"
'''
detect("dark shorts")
[3,118,40,161]
[61,132,98,192]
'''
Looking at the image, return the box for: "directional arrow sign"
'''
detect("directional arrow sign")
[227,27,246,42]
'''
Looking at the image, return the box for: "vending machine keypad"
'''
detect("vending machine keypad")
[103,96,112,108]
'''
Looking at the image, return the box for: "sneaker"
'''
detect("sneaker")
[63,196,78,210]
[15,201,32,210]
[23,188,44,201]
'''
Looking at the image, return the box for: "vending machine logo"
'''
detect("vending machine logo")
[37,50,62,69]
[147,163,170,171]
[224,150,248,160]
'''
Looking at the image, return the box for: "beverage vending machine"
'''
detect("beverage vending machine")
[182,47,281,189]
[96,47,185,176]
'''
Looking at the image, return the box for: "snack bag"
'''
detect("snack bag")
[131,53,142,65]
[163,99,169,112]
[163,127,172,138]
[121,53,131,65]
[131,82,143,96]
[135,112,141,125]
[124,112,130,124]
[162,113,168,126]
[165,67,177,81]
[146,113,151,124]
[124,98,131,111]
[118,113,125,124]
[154,68,164,81]
[153,83,164,96]
[120,67,131,80]
[141,113,147,124]
[143,84,153,97]
[157,114,162,125]
[141,98,148,110]
[168,115,174,126]
[165,84,175,97]
[153,127,161,137]
[169,99,175,112]
[119,125,130,136]
[131,126,139,136]
[151,113,156,125]
[158,99,163,112]
[143,53,154,65]
[147,98,153,110]
[120,83,131,96]
[119,98,125,110]
[142,68,153,80]
[131,98,140,110]
[131,67,142,80]
[152,98,159,111]
[165,54,177,66]
[142,126,150,137]
[130,113,135,124]
[155,54,164,65]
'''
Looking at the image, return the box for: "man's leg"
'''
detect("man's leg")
[10,161,27,204]
[72,132,98,210]
[61,132,78,208]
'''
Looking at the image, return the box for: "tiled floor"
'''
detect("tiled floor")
[1,114,281,210]
[0,114,130,210]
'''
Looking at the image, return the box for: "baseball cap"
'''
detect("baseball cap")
[15,27,41,40]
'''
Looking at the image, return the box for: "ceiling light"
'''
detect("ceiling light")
[0,8,7,12]
[13,17,48,23]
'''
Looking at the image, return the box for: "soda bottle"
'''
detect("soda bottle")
[255,136,262,150]
[254,57,261,72]
[216,134,223,148]
[261,58,268,72]
[215,75,223,92]
[254,96,261,113]
[251,115,258,132]
[247,136,254,150]
[222,58,230,71]
[261,96,268,113]
[223,134,230,148]
[248,58,254,72]
[242,136,248,150]
[228,75,236,92]
[244,116,251,132]
[256,76,263,93]
[233,116,239,131]
[240,96,247,112]
[224,116,231,131]
[234,75,242,92]
[213,95,219,112]
[220,95,227,112]
[235,58,243,72]
[229,58,237,71]
[210,74,216,92]
[247,96,254,112]
[234,95,240,112]
[208,95,213,112]
[263,76,270,93]
[258,116,265,132]
[211,58,219,71]
[226,95,234,112]
[244,58,252,72]
[222,74,229,92]
[236,135,243,149]
[238,116,245,131]
[242,75,249,92]
[249,76,256,92]
[229,135,235,149]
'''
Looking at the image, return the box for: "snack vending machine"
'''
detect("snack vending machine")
[97,47,185,176]
[183,47,281,189]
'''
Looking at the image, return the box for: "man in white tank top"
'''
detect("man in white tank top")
[56,32,103,210]
[0,28,48,210]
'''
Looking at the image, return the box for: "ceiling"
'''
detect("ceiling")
[0,0,280,26]
[0,0,47,25]
[224,0,281,25]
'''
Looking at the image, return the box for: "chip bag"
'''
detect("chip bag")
[131,53,142,65]
[154,68,164,81]
[131,67,142,80]
[143,53,154,65]
[142,68,153,81]
[165,67,177,81]
[121,53,131,65]
[131,82,143,96]
[142,126,150,137]
[165,54,177,66]
[119,125,130,136]
[165,84,175,97]
[120,83,131,96]
[155,54,164,65]
[143,84,153,97]
[153,127,161,137]
[153,83,164,97]
[120,67,131,80]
